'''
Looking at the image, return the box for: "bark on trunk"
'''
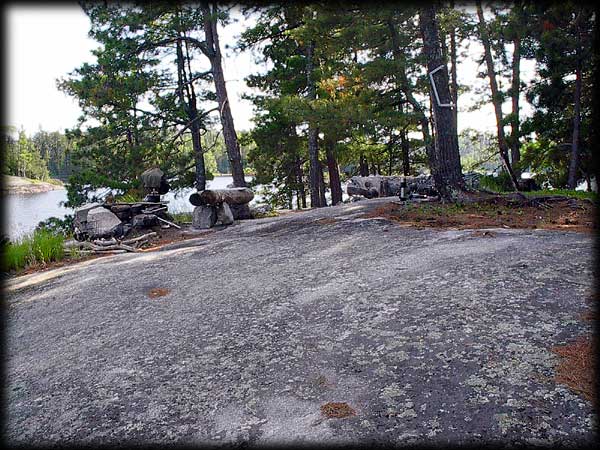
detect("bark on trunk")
[387,19,436,178]
[325,140,343,205]
[419,5,464,200]
[476,1,520,191]
[450,0,458,131]
[295,155,306,209]
[202,1,246,188]
[176,38,206,191]
[318,161,327,207]
[306,40,322,207]
[568,23,582,189]
[401,130,410,176]
[359,153,369,177]
[191,122,206,191]
[510,34,521,175]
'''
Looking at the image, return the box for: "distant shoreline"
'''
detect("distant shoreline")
[2,175,66,195]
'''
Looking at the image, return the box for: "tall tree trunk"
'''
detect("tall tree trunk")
[449,0,458,131]
[190,122,206,191]
[401,130,410,176]
[294,154,306,209]
[388,132,395,175]
[510,34,521,175]
[387,19,436,178]
[318,161,327,206]
[306,40,322,207]
[325,139,343,205]
[359,153,369,176]
[419,5,464,200]
[176,38,206,190]
[202,1,246,188]
[568,18,582,189]
[476,1,520,191]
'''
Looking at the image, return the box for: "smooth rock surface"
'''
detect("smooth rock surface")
[84,206,122,237]
[192,205,217,229]
[216,202,234,225]
[5,197,596,447]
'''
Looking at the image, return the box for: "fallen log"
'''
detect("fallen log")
[347,175,436,198]
[189,188,254,206]
[121,232,157,245]
[72,249,127,255]
[156,216,181,229]
[346,184,379,198]
[113,201,168,206]
[93,237,118,246]
[64,241,138,253]
[142,206,167,214]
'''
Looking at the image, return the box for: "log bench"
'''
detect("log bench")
[189,188,254,229]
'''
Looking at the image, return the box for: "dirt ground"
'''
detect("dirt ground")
[363,197,596,233]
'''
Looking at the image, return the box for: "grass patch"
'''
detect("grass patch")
[479,175,598,202]
[522,189,598,202]
[170,211,193,223]
[2,229,65,272]
[3,240,32,272]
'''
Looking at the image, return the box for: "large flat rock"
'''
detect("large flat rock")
[5,198,596,446]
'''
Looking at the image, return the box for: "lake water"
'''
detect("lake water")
[3,175,349,241]
[3,176,254,242]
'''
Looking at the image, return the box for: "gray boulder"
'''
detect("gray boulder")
[216,202,234,225]
[74,202,103,224]
[192,205,217,229]
[85,207,122,238]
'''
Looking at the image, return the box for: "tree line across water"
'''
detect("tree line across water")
[4,2,595,207]
[2,128,75,182]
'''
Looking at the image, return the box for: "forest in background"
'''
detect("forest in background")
[2,2,596,208]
